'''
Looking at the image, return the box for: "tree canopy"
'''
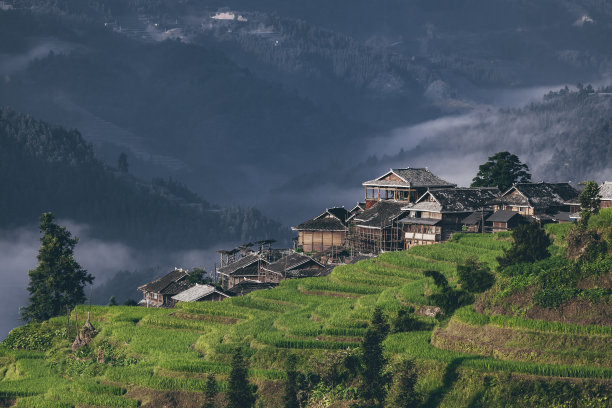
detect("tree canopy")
[497,222,552,270]
[225,348,257,408]
[21,213,94,322]
[471,151,531,192]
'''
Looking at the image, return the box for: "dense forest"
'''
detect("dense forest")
[0,108,289,249]
[2,0,612,224]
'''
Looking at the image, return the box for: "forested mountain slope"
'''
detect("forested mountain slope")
[0,108,288,249]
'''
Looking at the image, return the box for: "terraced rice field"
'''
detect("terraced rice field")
[1,231,610,407]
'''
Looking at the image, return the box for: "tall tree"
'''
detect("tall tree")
[22,213,94,322]
[202,374,218,408]
[283,354,300,408]
[578,180,601,222]
[497,222,551,270]
[387,359,419,408]
[225,348,257,408]
[358,307,390,408]
[471,151,531,192]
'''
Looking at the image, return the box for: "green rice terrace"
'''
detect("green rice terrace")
[1,214,611,407]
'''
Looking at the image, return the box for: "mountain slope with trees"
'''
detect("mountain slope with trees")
[0,107,288,249]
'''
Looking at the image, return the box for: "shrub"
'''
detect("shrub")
[456,256,495,293]
[2,324,64,351]
[497,222,551,270]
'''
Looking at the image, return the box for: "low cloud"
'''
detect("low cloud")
[0,39,73,76]
[0,221,236,340]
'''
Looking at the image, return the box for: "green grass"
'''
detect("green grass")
[455,306,612,336]
[2,231,610,407]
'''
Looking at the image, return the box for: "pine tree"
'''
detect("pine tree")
[22,213,93,322]
[283,354,299,408]
[225,348,257,408]
[202,374,218,408]
[358,307,390,408]
[387,359,419,408]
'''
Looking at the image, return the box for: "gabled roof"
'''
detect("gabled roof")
[217,254,268,276]
[462,211,493,225]
[363,168,455,188]
[600,181,612,200]
[486,210,522,223]
[397,217,441,226]
[171,284,229,302]
[226,280,278,296]
[350,202,366,213]
[293,207,349,231]
[408,188,500,213]
[138,268,191,295]
[263,252,324,274]
[326,207,350,222]
[352,200,408,229]
[494,183,578,210]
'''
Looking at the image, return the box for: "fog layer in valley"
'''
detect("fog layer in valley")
[0,221,231,340]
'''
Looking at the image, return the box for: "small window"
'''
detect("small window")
[152,293,158,300]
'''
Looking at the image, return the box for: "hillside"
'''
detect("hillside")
[3,1,612,224]
[0,107,288,250]
[1,215,610,407]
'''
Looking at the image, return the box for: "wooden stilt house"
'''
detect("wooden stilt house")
[293,207,349,253]
[362,167,455,209]
[399,187,499,247]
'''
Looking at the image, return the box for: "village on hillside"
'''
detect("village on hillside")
[137,168,612,308]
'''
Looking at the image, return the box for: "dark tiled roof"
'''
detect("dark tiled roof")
[326,207,350,222]
[486,210,522,223]
[294,216,347,231]
[217,254,268,276]
[226,280,278,296]
[600,182,612,200]
[495,183,578,209]
[397,217,442,225]
[263,253,323,274]
[363,168,455,188]
[352,201,408,228]
[425,188,500,212]
[294,207,350,231]
[462,211,493,225]
[553,212,571,222]
[138,269,189,294]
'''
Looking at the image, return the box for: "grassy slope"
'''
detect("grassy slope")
[0,231,610,407]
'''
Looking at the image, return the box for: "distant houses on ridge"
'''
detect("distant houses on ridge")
[137,166,611,307]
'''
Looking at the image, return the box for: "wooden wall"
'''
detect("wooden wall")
[298,230,346,252]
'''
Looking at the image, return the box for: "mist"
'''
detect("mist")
[0,221,235,340]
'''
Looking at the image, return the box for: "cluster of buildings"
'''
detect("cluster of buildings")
[293,168,612,254]
[136,168,612,307]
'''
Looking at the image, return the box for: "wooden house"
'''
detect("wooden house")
[226,280,278,296]
[137,268,192,308]
[362,168,455,209]
[171,284,229,303]
[462,210,493,233]
[293,207,349,253]
[350,200,409,254]
[347,202,366,220]
[399,187,500,247]
[217,254,269,290]
[490,182,578,216]
[600,181,612,209]
[486,210,526,232]
[262,252,326,283]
